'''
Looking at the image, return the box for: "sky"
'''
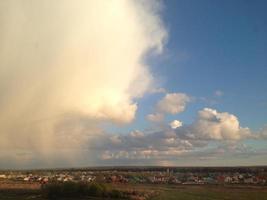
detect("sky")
[0,0,267,169]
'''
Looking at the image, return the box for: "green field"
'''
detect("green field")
[111,183,267,200]
[149,185,267,200]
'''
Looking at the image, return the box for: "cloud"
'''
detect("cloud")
[89,108,265,166]
[169,120,183,129]
[175,108,252,140]
[98,106,267,165]
[100,130,193,162]
[216,142,254,155]
[258,125,267,139]
[130,130,145,138]
[214,90,224,97]
[146,92,190,125]
[146,113,164,122]
[157,93,191,114]
[0,0,167,168]
[149,87,167,94]
[110,135,122,145]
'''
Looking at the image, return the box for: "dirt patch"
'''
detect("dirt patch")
[0,181,41,190]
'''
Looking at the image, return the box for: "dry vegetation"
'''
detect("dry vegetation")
[1,180,267,200]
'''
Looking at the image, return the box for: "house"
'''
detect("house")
[224,176,232,183]
[0,174,7,179]
[217,175,225,184]
[244,177,254,184]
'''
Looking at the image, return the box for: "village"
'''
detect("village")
[0,167,267,186]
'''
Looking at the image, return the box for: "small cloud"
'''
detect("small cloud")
[258,125,267,139]
[169,120,183,129]
[146,113,164,122]
[214,90,224,97]
[110,135,122,144]
[101,151,113,160]
[130,130,145,138]
[157,93,191,114]
[149,87,167,94]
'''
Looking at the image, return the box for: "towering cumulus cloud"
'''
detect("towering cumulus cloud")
[0,0,166,167]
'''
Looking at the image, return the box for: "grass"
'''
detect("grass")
[149,185,267,200]
[0,189,44,200]
[1,184,267,200]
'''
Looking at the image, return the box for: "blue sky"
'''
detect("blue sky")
[136,0,267,130]
[109,0,267,135]
[168,0,267,128]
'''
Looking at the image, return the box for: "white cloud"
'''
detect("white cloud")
[169,120,183,129]
[110,135,122,144]
[157,93,191,114]
[91,108,265,165]
[146,92,190,125]
[130,130,145,138]
[146,113,164,122]
[190,108,251,140]
[0,0,167,168]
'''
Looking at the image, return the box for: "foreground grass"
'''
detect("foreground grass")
[1,184,267,200]
[0,191,123,200]
[0,189,44,200]
[0,182,127,200]
[149,185,267,200]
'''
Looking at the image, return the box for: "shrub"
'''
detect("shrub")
[41,181,117,199]
[41,182,62,199]
[87,182,107,196]
[109,189,124,198]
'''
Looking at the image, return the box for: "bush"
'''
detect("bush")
[109,189,124,198]
[41,181,123,199]
[41,182,62,199]
[87,182,107,197]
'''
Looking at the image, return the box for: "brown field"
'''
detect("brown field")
[0,180,41,190]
